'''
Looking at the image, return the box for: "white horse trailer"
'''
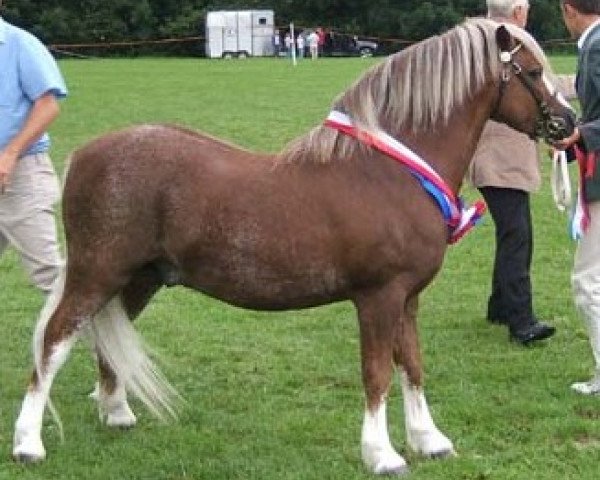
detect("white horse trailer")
[205,10,275,59]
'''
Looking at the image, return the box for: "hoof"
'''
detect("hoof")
[375,463,410,476]
[363,448,409,477]
[12,438,46,464]
[427,447,457,459]
[95,389,137,429]
[13,452,46,464]
[13,431,46,464]
[107,419,136,430]
[407,429,455,459]
[104,406,137,429]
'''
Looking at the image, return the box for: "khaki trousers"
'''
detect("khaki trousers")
[0,153,62,293]
[572,201,600,372]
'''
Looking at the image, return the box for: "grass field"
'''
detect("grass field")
[1,54,599,480]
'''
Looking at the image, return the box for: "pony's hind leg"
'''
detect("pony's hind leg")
[354,285,409,475]
[95,342,137,428]
[13,276,110,463]
[396,295,454,458]
[93,266,163,428]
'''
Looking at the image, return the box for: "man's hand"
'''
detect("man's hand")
[0,148,18,194]
[0,93,60,194]
[553,127,581,151]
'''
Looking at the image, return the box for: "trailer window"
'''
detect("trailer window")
[258,17,267,25]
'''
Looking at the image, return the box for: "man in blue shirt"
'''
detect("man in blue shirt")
[0,3,68,293]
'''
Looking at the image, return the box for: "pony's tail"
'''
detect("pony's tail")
[88,296,182,421]
[32,266,67,441]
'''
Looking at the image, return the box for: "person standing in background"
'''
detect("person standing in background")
[296,33,305,59]
[469,0,556,345]
[307,30,319,59]
[284,32,293,58]
[272,28,281,57]
[316,27,326,56]
[555,0,600,394]
[0,1,68,294]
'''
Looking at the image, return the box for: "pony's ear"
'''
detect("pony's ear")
[496,25,512,52]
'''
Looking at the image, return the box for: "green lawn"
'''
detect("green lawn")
[1,55,598,480]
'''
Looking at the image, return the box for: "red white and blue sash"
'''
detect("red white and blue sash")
[324,110,486,244]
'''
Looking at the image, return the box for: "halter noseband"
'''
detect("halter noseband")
[495,43,570,143]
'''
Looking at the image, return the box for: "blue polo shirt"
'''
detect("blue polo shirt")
[0,17,67,156]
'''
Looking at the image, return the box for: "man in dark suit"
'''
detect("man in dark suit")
[555,0,600,395]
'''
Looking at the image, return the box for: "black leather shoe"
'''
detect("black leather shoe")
[510,322,556,345]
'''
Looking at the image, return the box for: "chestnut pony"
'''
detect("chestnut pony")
[13,18,573,474]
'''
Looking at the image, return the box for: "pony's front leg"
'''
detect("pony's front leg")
[400,371,454,457]
[396,296,454,458]
[355,289,408,476]
[361,397,408,475]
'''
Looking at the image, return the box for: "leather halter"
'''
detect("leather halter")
[494,43,570,142]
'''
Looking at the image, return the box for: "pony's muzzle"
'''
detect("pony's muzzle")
[538,112,575,144]
[546,117,571,141]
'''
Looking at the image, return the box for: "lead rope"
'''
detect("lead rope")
[551,149,572,212]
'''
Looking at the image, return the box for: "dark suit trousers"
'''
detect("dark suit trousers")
[479,186,534,331]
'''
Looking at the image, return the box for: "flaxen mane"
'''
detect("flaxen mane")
[281,17,551,164]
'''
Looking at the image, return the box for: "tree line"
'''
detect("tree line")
[1,1,573,55]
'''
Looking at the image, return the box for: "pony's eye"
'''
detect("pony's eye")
[528,68,543,80]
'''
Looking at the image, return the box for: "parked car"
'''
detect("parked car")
[323,31,378,57]
[297,29,378,57]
